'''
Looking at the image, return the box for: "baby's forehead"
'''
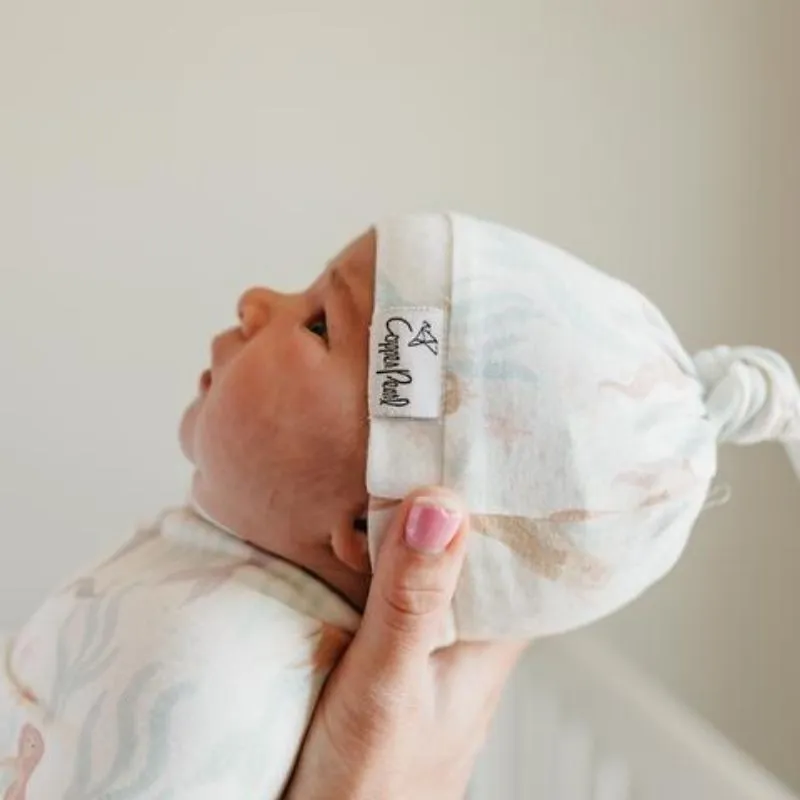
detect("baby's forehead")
[320,228,376,301]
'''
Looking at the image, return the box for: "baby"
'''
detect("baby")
[2,213,798,798]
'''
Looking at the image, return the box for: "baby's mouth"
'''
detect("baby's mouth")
[199,369,213,394]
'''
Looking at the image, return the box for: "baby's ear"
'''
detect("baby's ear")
[330,516,371,575]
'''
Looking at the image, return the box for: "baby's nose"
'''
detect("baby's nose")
[238,287,279,338]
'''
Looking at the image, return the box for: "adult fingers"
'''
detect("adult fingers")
[349,487,469,681]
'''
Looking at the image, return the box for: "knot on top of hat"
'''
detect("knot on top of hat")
[693,346,800,447]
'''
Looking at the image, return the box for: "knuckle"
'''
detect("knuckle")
[381,579,448,624]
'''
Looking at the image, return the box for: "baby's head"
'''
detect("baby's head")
[179,231,377,605]
[180,213,800,641]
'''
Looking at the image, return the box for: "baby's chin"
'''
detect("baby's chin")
[189,471,212,516]
[178,396,202,463]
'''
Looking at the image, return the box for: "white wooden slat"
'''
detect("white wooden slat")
[553,718,595,800]
[472,634,798,800]
[592,755,632,800]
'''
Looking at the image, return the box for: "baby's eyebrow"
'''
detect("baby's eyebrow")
[325,264,367,347]
[328,266,355,306]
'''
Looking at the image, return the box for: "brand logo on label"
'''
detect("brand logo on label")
[376,316,439,408]
[408,320,439,355]
[370,306,444,420]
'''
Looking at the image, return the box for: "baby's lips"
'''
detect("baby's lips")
[199,369,212,393]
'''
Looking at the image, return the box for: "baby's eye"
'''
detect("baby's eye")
[307,314,328,342]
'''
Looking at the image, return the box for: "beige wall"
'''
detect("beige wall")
[596,5,800,788]
[1,0,798,790]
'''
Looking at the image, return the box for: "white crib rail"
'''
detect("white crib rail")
[471,634,798,800]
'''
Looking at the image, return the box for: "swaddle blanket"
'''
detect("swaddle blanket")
[0,508,358,799]
[367,212,800,641]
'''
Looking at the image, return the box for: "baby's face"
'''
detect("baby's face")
[180,231,375,572]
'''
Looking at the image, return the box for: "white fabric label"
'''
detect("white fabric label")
[369,306,445,419]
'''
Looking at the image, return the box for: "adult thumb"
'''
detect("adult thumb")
[356,488,469,671]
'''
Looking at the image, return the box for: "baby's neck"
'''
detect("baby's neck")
[292,547,370,611]
[190,500,369,611]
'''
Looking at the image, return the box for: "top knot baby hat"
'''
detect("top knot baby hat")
[366,213,800,642]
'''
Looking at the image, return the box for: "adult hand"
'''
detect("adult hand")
[285,487,527,800]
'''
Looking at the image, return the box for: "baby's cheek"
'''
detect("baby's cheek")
[303,359,364,428]
[197,376,274,473]
[311,370,369,494]
[285,360,362,452]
